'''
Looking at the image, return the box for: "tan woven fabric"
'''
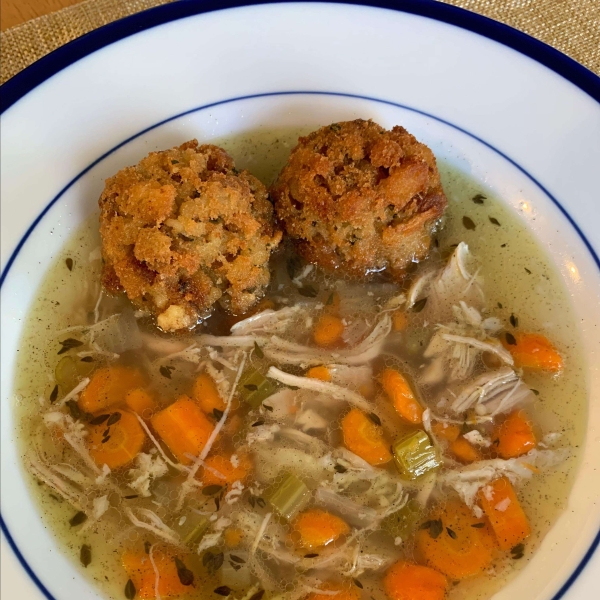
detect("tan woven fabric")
[1,0,599,85]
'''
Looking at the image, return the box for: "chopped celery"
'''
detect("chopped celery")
[264,472,310,520]
[382,499,422,540]
[237,367,277,408]
[180,513,209,546]
[392,430,441,480]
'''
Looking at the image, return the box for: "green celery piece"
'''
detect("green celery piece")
[180,514,209,546]
[392,430,441,480]
[238,367,277,408]
[381,498,422,539]
[264,472,310,520]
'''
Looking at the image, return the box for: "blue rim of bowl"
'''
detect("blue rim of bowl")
[1,0,599,111]
[2,87,600,600]
[0,0,598,597]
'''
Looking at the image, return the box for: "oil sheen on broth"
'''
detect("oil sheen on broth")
[13,128,586,600]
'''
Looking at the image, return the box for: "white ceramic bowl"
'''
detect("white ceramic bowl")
[1,2,600,599]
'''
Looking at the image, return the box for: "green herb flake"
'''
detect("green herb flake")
[171,159,179,164]
[69,511,88,527]
[325,293,335,306]
[202,484,224,496]
[505,332,517,346]
[472,194,486,204]
[66,399,82,420]
[144,541,151,554]
[252,420,265,427]
[334,464,347,473]
[353,579,364,589]
[80,356,94,363]
[249,591,265,600]
[525,267,532,274]
[304,553,319,558]
[65,258,74,271]
[412,297,428,313]
[49,384,59,404]
[497,302,503,309]
[58,338,83,355]
[420,519,443,539]
[174,557,194,586]
[203,550,224,574]
[245,384,258,391]
[229,555,245,564]
[80,544,92,567]
[124,578,137,599]
[159,365,174,379]
[298,285,318,298]
[107,412,122,426]
[489,217,501,226]
[531,389,540,396]
[213,408,224,420]
[330,123,341,131]
[462,216,476,230]
[263,404,273,412]
[510,314,518,328]
[214,587,232,597]
[89,414,110,425]
[446,527,457,539]
[254,342,264,359]
[471,522,486,528]
[368,412,382,426]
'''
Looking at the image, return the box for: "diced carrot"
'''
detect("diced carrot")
[431,422,460,443]
[191,373,225,415]
[122,547,191,598]
[151,396,214,465]
[502,332,563,372]
[479,477,531,551]
[493,410,537,459]
[79,366,145,414]
[381,368,423,425]
[305,582,360,600]
[200,453,252,486]
[450,437,482,463]
[384,561,448,600]
[224,528,243,547]
[306,366,332,382]
[341,408,392,465]
[313,314,344,347]
[392,310,409,332]
[125,388,157,418]
[88,411,145,469]
[416,499,496,579]
[291,509,350,549]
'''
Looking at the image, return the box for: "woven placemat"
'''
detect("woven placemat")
[1,0,599,85]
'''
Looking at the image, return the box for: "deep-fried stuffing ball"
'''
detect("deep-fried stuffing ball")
[270,119,447,280]
[99,140,282,332]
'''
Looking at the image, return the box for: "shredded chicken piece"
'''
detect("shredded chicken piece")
[128,453,168,497]
[148,544,162,600]
[267,367,372,411]
[55,378,90,407]
[124,507,182,546]
[251,512,272,554]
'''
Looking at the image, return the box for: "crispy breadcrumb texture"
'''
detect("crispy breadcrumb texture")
[99,140,282,331]
[270,119,447,280]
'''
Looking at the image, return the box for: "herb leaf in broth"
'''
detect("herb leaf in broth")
[505,332,517,345]
[80,544,92,567]
[49,384,58,404]
[214,586,232,597]
[412,297,428,312]
[462,216,476,230]
[174,557,194,586]
[65,257,74,271]
[69,511,87,527]
[159,365,175,379]
[253,342,264,359]
[57,338,83,355]
[298,284,318,298]
[472,194,486,204]
[489,216,501,226]
[124,578,136,599]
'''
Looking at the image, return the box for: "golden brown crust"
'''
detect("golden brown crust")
[99,140,282,331]
[270,119,447,280]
